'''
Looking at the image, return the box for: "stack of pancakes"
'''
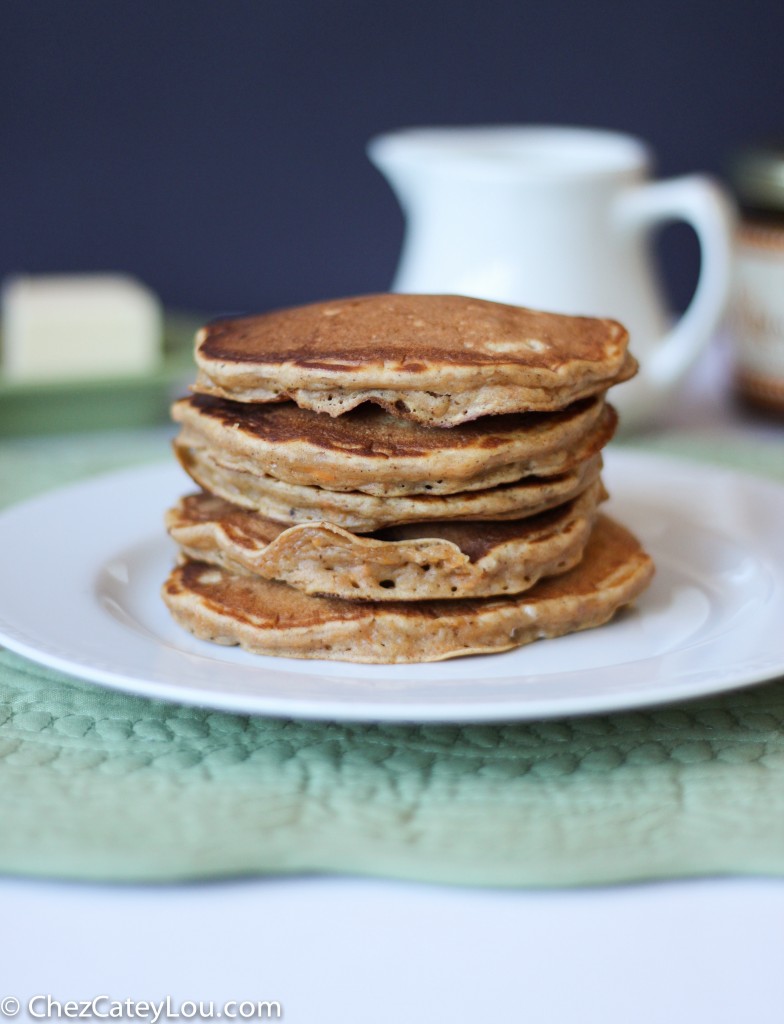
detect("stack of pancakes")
[162,294,654,663]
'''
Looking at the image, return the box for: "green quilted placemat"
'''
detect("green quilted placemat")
[0,428,783,885]
[1,647,784,885]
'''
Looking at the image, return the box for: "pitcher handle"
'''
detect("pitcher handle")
[614,175,736,390]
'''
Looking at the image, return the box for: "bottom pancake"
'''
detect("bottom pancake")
[161,514,654,664]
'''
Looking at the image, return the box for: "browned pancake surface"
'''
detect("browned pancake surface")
[179,392,605,457]
[198,294,628,376]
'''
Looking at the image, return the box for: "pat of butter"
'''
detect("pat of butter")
[1,274,163,383]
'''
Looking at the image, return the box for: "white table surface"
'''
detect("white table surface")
[2,874,783,1023]
[2,339,783,1022]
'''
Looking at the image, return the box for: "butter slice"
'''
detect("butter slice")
[1,274,162,383]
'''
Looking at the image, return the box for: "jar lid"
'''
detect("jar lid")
[731,144,784,210]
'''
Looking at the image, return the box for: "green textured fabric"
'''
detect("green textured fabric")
[1,427,784,886]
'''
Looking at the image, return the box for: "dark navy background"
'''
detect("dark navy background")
[1,0,782,318]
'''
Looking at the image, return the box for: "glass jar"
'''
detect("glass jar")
[729,145,784,417]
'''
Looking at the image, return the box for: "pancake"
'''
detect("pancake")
[193,293,636,426]
[174,441,603,532]
[161,514,654,663]
[172,393,616,496]
[166,479,606,601]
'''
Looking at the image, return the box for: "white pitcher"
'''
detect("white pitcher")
[368,125,735,430]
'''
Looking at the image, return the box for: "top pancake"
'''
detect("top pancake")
[193,293,636,426]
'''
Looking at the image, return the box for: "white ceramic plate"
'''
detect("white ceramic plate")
[1,449,783,721]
